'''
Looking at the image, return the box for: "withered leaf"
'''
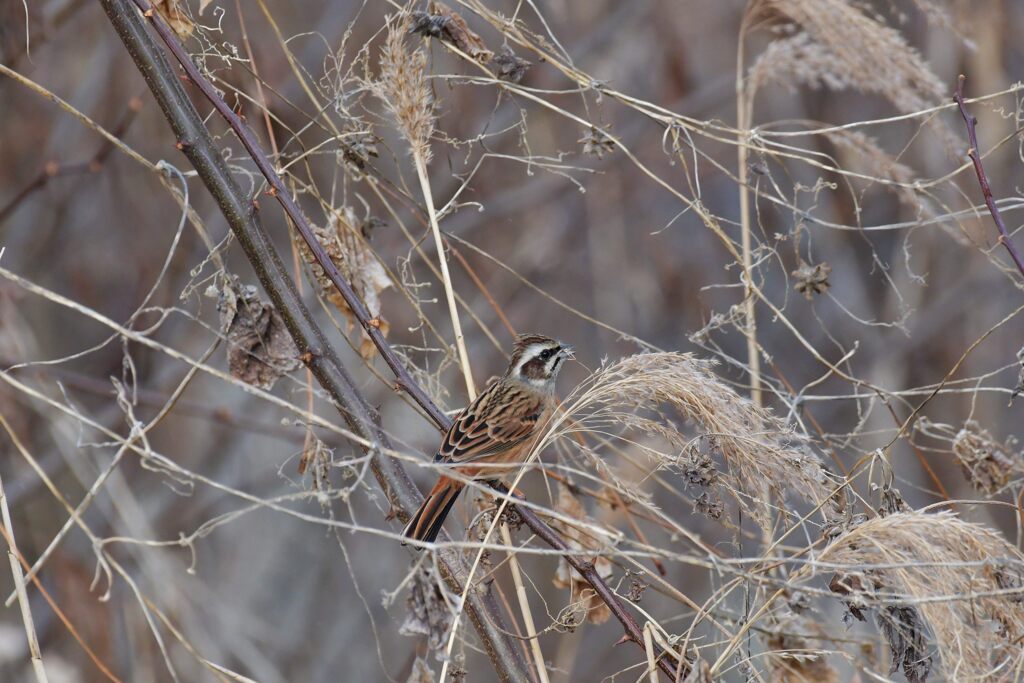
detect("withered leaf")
[765,615,840,683]
[210,277,300,390]
[878,605,932,683]
[693,491,723,519]
[829,572,869,622]
[298,209,392,359]
[492,48,530,83]
[551,483,612,624]
[399,564,451,651]
[152,0,194,40]
[342,124,380,171]
[952,420,1019,496]
[791,260,831,300]
[408,11,449,39]
[411,3,494,63]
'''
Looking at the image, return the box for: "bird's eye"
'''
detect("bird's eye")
[539,349,553,361]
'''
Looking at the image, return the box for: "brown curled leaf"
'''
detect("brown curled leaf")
[210,276,301,390]
[420,2,494,63]
[297,209,392,360]
[152,0,194,40]
[550,483,612,624]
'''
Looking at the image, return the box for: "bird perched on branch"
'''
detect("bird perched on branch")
[403,333,574,545]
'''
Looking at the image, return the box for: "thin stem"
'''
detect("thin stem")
[414,154,477,399]
[0,469,49,683]
[953,74,1024,280]
[98,2,529,679]
[501,524,550,683]
[736,4,761,406]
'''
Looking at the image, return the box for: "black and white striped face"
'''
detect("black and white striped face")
[507,334,574,389]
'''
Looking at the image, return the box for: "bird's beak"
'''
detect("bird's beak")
[559,343,575,359]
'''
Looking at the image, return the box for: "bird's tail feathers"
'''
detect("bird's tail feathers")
[402,478,464,546]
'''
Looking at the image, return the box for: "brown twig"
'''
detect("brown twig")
[953,74,1024,280]
[0,96,143,225]
[129,0,449,431]
[97,3,529,680]
[491,484,683,679]
[108,2,679,678]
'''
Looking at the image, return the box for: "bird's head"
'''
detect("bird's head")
[507,333,574,390]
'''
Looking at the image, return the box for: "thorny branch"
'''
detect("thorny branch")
[97,1,530,680]
[954,74,1024,280]
[106,0,682,678]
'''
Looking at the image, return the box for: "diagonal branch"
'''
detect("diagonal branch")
[97,2,529,680]
[953,74,1024,281]
[106,1,680,678]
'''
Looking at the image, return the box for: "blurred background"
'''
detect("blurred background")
[2,0,1023,680]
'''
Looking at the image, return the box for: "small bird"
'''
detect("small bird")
[403,333,574,544]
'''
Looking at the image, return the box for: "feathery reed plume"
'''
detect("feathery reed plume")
[548,353,843,530]
[820,511,1024,681]
[377,13,475,398]
[748,0,944,115]
[377,16,434,163]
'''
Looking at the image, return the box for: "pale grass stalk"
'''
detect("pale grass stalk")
[501,524,550,683]
[414,154,477,399]
[642,622,657,683]
[440,460,535,681]
[736,5,761,407]
[0,468,49,683]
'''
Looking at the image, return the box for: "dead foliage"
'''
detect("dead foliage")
[818,511,1024,681]
[209,276,300,389]
[297,209,392,359]
[399,563,453,652]
[550,483,612,625]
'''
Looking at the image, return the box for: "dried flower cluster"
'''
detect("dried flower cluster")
[208,276,300,389]
[952,420,1021,496]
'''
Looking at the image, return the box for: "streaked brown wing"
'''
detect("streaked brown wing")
[436,383,546,465]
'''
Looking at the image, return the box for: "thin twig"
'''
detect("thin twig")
[97,3,530,679]
[108,2,680,678]
[0,469,49,683]
[953,74,1024,280]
